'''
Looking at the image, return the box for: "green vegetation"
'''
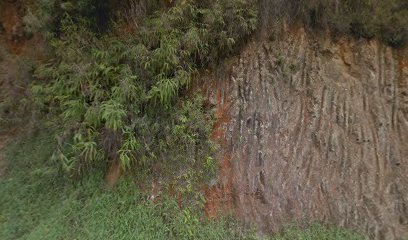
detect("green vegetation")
[0,132,249,240]
[1,1,401,239]
[0,131,364,240]
[31,0,257,181]
[12,0,408,182]
[259,0,408,47]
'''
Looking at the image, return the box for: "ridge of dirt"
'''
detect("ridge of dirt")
[206,28,408,240]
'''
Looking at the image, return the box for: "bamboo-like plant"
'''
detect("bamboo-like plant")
[32,0,257,180]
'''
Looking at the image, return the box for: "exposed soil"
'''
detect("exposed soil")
[206,28,408,240]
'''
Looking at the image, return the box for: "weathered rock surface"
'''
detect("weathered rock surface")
[207,29,408,239]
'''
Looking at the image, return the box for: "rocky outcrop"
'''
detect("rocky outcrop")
[207,28,408,239]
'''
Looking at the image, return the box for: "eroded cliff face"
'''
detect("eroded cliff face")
[206,28,408,239]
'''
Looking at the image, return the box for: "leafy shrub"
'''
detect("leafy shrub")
[31,0,257,181]
[23,0,57,34]
[24,0,113,35]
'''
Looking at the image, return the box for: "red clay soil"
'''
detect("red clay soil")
[205,76,234,217]
[205,29,408,240]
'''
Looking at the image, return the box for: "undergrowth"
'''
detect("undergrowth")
[30,0,257,182]
[0,131,250,240]
[0,131,364,240]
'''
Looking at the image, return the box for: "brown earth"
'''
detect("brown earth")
[206,28,408,240]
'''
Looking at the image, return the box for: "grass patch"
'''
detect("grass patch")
[0,131,252,240]
[0,131,363,240]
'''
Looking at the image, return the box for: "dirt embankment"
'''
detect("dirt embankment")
[206,28,408,240]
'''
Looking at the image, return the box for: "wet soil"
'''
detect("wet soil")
[206,29,408,240]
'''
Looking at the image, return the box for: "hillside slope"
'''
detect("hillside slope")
[207,28,408,240]
[0,1,407,239]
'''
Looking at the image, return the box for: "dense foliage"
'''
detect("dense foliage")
[14,0,408,181]
[259,0,408,47]
[31,0,257,181]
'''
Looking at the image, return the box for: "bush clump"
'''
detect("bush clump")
[31,0,257,181]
